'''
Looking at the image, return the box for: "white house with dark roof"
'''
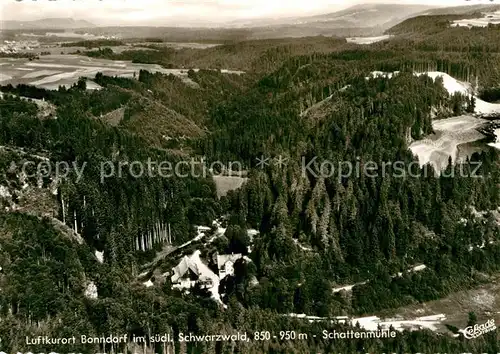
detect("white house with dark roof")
[216,253,245,280]
[171,251,219,294]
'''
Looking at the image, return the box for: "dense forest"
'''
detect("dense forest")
[61,39,126,48]
[0,9,499,354]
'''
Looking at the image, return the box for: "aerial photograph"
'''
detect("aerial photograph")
[0,0,499,352]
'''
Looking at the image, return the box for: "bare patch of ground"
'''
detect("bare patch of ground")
[100,106,125,126]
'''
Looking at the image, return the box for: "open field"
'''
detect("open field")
[409,115,488,170]
[19,32,106,40]
[213,175,248,198]
[0,54,244,90]
[452,10,500,27]
[25,45,155,55]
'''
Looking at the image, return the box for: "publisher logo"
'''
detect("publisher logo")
[463,319,497,339]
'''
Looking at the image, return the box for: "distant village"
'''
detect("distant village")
[0,32,119,54]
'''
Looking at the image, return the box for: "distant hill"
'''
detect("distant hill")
[195,4,436,39]
[77,4,435,40]
[0,18,95,30]
[4,3,499,40]
[226,4,435,30]
[290,4,436,28]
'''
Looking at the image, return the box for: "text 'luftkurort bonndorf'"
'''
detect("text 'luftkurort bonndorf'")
[26,332,250,346]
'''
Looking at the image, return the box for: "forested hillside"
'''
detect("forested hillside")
[0,9,499,354]
[82,36,349,73]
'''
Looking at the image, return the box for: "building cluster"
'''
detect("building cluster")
[170,251,248,291]
[0,40,40,53]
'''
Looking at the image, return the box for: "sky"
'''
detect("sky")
[0,0,497,26]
